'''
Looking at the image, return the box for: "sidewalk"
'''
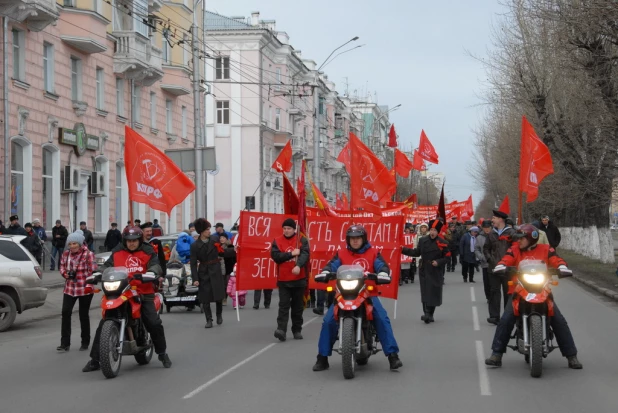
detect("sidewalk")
[41,270,68,289]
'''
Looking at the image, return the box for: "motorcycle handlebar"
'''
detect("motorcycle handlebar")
[316,272,379,283]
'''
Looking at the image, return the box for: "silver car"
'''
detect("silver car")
[0,235,48,332]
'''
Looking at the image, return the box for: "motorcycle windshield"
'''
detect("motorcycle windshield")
[102,267,129,282]
[518,259,547,274]
[336,265,364,280]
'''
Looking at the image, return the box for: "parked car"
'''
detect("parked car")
[0,235,48,332]
[94,233,183,268]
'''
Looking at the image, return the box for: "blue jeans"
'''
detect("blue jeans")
[50,246,64,270]
[491,296,577,357]
[318,297,399,357]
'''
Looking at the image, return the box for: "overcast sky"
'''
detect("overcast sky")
[208,0,505,206]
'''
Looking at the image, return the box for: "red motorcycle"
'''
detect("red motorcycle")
[505,259,561,378]
[89,267,162,379]
[318,265,390,379]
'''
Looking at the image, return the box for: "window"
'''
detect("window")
[275,109,281,131]
[133,85,142,123]
[95,157,109,233]
[94,0,103,13]
[216,101,229,124]
[12,29,25,81]
[111,0,122,31]
[11,142,24,220]
[42,148,53,228]
[162,39,171,64]
[96,67,105,110]
[116,78,125,116]
[71,57,82,101]
[216,57,230,80]
[63,0,74,6]
[115,162,128,226]
[181,106,187,139]
[133,0,149,37]
[166,99,173,133]
[319,97,325,115]
[43,43,54,92]
[303,125,307,140]
[268,106,272,128]
[150,92,156,128]
[275,68,281,91]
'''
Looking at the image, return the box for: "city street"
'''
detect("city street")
[1,274,617,413]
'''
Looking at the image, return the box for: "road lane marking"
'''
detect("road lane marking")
[475,340,492,396]
[470,286,476,302]
[183,316,319,400]
[472,306,480,331]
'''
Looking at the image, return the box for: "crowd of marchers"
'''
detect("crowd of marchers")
[1,209,580,374]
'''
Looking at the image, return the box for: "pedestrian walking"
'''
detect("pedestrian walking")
[459,226,479,283]
[445,223,460,272]
[51,220,68,271]
[226,265,247,309]
[57,230,96,352]
[271,218,310,341]
[402,219,450,323]
[539,215,561,249]
[475,220,492,301]
[104,223,122,251]
[191,219,226,328]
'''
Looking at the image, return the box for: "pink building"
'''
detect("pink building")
[0,0,198,241]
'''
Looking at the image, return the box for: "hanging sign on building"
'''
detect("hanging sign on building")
[58,123,99,156]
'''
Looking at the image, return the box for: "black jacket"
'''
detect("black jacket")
[20,231,42,258]
[222,244,237,275]
[4,224,28,236]
[82,229,94,246]
[52,225,69,248]
[145,238,167,276]
[483,226,517,270]
[539,221,561,249]
[104,229,122,251]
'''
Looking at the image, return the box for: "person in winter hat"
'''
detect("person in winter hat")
[226,264,247,309]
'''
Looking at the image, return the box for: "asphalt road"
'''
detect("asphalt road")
[1,272,618,413]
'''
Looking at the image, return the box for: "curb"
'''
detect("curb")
[43,282,67,290]
[572,274,618,302]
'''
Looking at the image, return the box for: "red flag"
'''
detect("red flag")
[336,142,351,174]
[282,173,299,215]
[348,133,397,215]
[335,193,343,210]
[403,193,418,209]
[394,148,414,178]
[412,149,426,171]
[124,126,195,215]
[341,193,350,210]
[519,116,554,203]
[310,181,338,216]
[418,129,439,164]
[498,195,510,215]
[465,195,474,216]
[271,140,293,173]
[437,182,446,222]
[380,168,398,205]
[388,124,397,148]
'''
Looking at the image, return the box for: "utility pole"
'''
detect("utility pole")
[313,80,320,189]
[192,0,204,217]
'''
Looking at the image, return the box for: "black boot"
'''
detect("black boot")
[485,352,502,367]
[388,353,403,370]
[158,353,172,368]
[313,307,324,316]
[567,356,583,369]
[312,355,329,371]
[216,301,223,325]
[274,329,287,341]
[82,359,100,372]
[204,305,213,328]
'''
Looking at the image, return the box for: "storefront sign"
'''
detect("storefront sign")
[58,123,99,156]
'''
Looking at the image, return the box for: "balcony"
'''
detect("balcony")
[291,135,307,156]
[149,0,163,13]
[58,8,108,54]
[113,31,164,86]
[0,0,59,32]
[320,146,332,168]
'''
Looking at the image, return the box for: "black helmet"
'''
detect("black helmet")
[122,226,143,248]
[346,225,368,248]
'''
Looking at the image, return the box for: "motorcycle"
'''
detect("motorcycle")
[162,261,201,313]
[505,259,561,378]
[88,267,161,379]
[317,265,390,379]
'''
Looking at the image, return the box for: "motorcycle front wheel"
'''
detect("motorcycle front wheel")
[529,315,543,378]
[341,317,356,379]
[99,320,122,379]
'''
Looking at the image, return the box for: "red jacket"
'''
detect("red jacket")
[498,243,566,269]
[103,243,162,295]
[271,234,310,282]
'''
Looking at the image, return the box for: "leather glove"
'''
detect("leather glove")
[315,271,329,283]
[558,265,572,278]
[377,272,391,282]
[492,264,506,274]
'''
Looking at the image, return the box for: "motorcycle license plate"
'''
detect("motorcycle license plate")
[166,296,197,302]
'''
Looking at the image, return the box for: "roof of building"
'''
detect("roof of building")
[206,11,253,30]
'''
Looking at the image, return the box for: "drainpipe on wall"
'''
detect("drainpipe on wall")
[3,17,10,221]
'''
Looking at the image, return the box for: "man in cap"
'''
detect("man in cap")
[475,220,493,301]
[32,218,48,243]
[539,215,561,249]
[79,221,94,252]
[215,223,233,240]
[459,226,480,283]
[483,209,516,325]
[51,219,68,271]
[4,215,28,236]
[104,223,122,252]
[271,218,310,341]
[21,222,43,264]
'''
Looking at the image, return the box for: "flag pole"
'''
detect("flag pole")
[236,291,240,322]
[518,190,523,225]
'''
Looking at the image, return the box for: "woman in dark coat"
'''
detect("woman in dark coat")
[191,219,226,328]
[402,219,450,324]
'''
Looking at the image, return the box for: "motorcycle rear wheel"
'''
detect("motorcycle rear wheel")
[100,320,122,379]
[529,315,543,378]
[341,317,356,379]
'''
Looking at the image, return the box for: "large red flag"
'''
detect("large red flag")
[310,181,338,216]
[336,142,351,174]
[519,116,554,203]
[418,129,439,164]
[498,195,510,215]
[465,195,474,216]
[282,173,299,214]
[124,126,195,215]
[394,148,414,178]
[335,193,343,210]
[348,133,397,215]
[412,149,426,171]
[341,193,350,210]
[388,124,397,148]
[271,140,293,173]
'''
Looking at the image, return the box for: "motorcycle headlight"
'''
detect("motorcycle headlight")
[339,280,359,290]
[103,281,121,291]
[522,273,546,285]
